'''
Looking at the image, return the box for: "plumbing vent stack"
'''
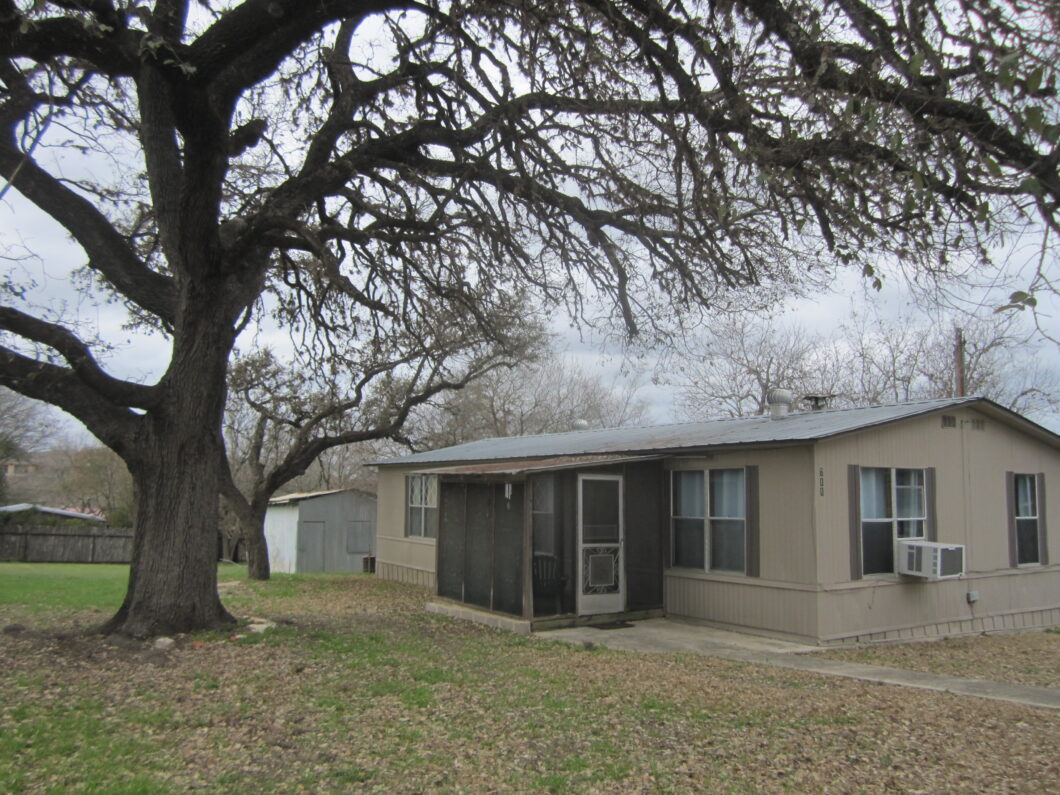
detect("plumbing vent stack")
[766,388,794,420]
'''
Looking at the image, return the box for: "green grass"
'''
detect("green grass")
[0,565,1055,794]
[0,562,246,615]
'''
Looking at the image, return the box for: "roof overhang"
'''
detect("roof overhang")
[411,454,665,479]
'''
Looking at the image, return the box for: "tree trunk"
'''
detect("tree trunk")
[101,296,239,638]
[243,505,270,581]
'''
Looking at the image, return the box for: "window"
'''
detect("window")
[671,468,746,573]
[1013,474,1040,565]
[860,467,925,575]
[406,474,438,538]
[672,471,705,569]
[531,475,556,555]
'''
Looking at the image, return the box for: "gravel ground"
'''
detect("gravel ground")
[1,574,1057,793]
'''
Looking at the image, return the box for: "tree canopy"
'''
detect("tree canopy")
[1,0,1057,634]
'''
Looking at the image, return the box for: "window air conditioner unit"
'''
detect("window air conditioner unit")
[897,540,965,579]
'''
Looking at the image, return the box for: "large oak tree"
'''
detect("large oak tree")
[1,0,1056,636]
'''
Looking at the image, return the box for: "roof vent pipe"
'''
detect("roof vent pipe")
[766,388,794,420]
[571,419,591,431]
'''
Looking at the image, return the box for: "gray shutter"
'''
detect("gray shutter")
[405,475,413,537]
[848,465,862,581]
[1037,473,1049,565]
[925,467,938,542]
[1005,472,1018,568]
[745,465,760,578]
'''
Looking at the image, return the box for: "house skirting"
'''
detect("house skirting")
[665,566,1060,646]
[819,605,1060,646]
[376,560,436,589]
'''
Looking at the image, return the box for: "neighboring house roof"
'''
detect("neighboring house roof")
[0,503,106,521]
[375,396,1060,468]
[268,487,376,506]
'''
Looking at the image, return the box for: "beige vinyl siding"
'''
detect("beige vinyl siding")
[815,407,1059,582]
[665,573,819,642]
[669,445,817,583]
[375,467,437,585]
[811,407,1060,643]
[665,445,818,636]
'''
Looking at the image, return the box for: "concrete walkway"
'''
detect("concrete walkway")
[537,618,1060,711]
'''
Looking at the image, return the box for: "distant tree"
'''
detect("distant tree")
[3,0,1057,635]
[413,353,650,447]
[6,443,135,522]
[222,312,540,579]
[842,311,1059,414]
[667,314,844,418]
[0,388,53,501]
[668,309,1058,418]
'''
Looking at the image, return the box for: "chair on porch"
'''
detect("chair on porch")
[532,552,564,616]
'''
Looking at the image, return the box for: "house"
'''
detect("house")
[264,487,377,574]
[372,394,1058,646]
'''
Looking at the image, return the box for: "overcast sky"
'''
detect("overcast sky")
[4,171,1059,442]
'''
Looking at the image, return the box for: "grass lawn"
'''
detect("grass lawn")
[0,562,247,617]
[1,565,1057,793]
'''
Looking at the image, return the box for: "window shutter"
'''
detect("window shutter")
[1037,473,1049,565]
[1005,471,1018,568]
[745,465,760,578]
[405,475,413,537]
[925,467,938,542]
[848,465,862,581]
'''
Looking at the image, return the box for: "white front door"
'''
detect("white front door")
[576,474,625,615]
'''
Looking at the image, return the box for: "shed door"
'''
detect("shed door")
[577,474,624,615]
[298,521,325,573]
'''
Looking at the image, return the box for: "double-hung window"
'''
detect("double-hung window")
[671,468,747,573]
[1013,474,1041,565]
[860,467,925,575]
[406,474,439,538]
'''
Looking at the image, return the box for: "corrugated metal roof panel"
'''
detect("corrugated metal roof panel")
[375,396,1039,467]
[0,503,106,521]
[268,487,374,505]
[412,455,664,476]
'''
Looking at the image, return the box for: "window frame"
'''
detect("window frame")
[670,467,747,574]
[406,474,439,539]
[1012,473,1040,566]
[859,466,927,576]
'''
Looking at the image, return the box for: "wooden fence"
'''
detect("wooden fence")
[0,524,133,563]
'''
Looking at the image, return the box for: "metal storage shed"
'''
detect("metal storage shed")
[264,487,377,574]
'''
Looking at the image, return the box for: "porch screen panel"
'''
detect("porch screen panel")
[463,484,493,609]
[437,483,466,602]
[492,483,524,616]
[624,460,665,611]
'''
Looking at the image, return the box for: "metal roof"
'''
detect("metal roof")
[412,455,664,477]
[375,396,1059,467]
[0,503,106,521]
[268,487,374,506]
